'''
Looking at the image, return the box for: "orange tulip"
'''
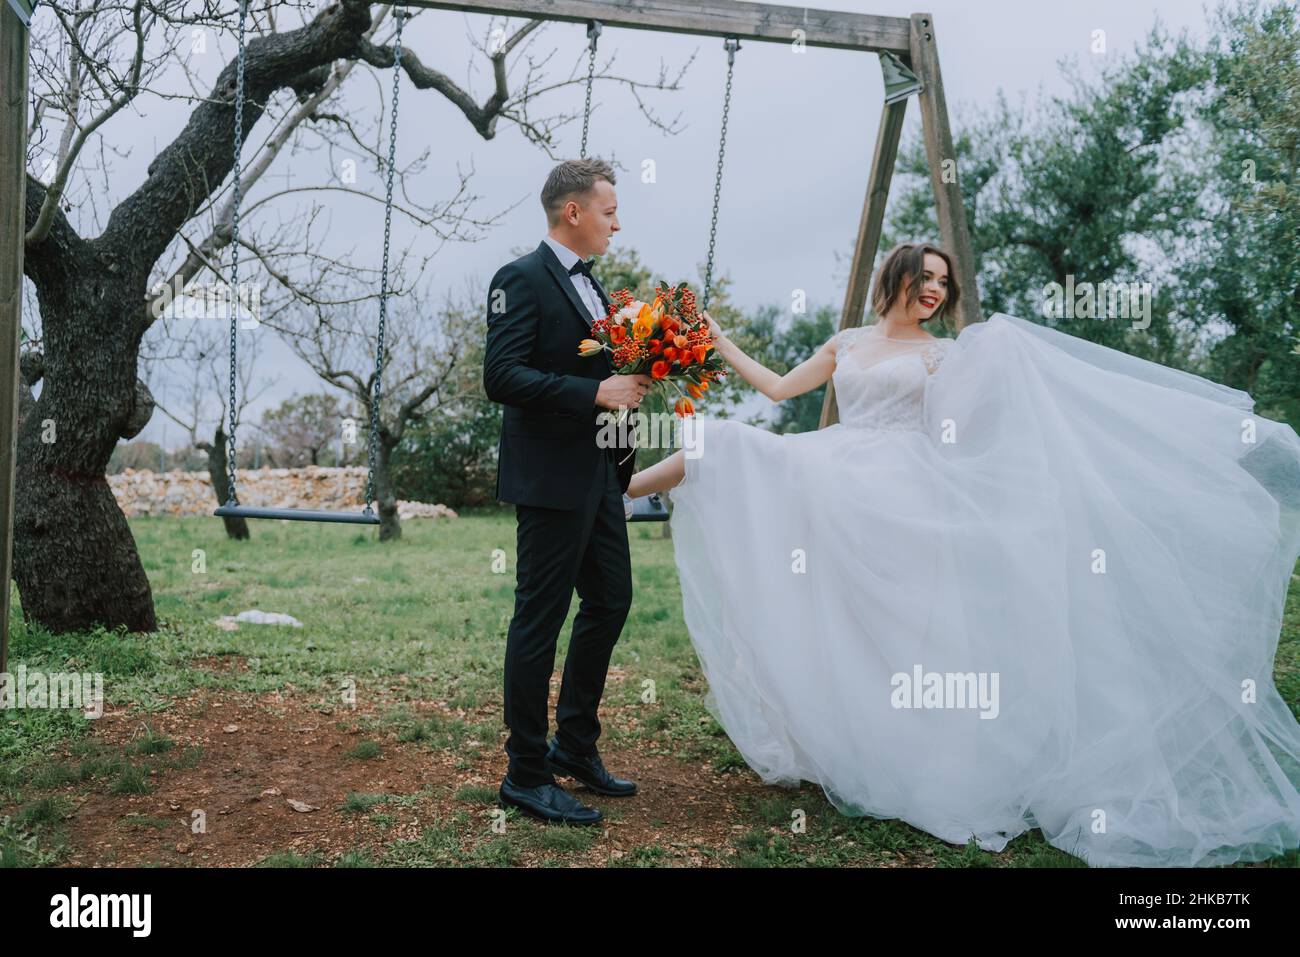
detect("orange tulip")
[674,397,694,417]
[687,383,703,399]
[610,325,627,344]
[578,338,603,357]
[651,360,670,380]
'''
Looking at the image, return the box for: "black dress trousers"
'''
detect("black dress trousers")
[502,447,633,786]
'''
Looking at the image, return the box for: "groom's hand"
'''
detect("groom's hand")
[596,374,652,410]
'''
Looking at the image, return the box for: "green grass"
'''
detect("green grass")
[345,740,382,761]
[1,512,1298,869]
[342,792,389,814]
[255,851,324,868]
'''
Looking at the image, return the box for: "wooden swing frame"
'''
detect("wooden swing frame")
[0,0,981,672]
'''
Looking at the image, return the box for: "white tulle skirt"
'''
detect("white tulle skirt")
[667,313,1300,867]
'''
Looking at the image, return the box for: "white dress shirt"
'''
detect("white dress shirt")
[543,235,605,325]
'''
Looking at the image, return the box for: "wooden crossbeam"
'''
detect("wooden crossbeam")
[400,0,913,53]
[909,13,982,332]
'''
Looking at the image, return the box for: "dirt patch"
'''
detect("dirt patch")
[47,674,782,867]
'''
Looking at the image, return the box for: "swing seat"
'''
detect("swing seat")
[214,502,380,525]
[627,493,669,522]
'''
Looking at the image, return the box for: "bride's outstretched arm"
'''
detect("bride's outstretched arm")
[627,319,839,498]
[705,312,837,402]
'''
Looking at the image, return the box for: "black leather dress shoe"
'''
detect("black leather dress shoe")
[498,775,602,825]
[546,739,638,797]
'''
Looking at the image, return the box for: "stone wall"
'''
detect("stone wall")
[108,466,457,519]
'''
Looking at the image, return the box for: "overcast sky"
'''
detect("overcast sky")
[25,0,1216,449]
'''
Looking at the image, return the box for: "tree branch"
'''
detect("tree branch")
[27,0,146,247]
[354,17,544,139]
[95,0,375,279]
[142,52,364,326]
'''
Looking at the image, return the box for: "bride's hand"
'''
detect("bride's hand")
[702,309,726,342]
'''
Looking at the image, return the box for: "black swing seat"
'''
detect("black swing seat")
[214,501,380,525]
[627,493,670,522]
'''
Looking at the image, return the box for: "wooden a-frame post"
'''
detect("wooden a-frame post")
[818,12,980,427]
[0,0,32,676]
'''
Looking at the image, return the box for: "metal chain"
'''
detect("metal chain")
[363,8,405,516]
[702,37,739,312]
[579,20,600,159]
[225,0,250,505]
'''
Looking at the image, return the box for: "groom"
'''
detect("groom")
[483,158,651,825]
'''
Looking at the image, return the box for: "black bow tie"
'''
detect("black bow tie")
[568,258,595,281]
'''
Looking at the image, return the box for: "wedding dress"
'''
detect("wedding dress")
[666,312,1300,867]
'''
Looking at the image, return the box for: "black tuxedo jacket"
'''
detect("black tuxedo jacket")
[483,240,637,509]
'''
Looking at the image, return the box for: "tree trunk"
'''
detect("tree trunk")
[206,426,249,541]
[13,256,157,633]
[375,438,400,542]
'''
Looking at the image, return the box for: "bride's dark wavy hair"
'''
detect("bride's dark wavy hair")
[871,242,960,325]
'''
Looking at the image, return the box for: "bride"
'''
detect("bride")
[626,241,1300,868]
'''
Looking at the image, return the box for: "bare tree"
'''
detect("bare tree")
[17,0,690,633]
[269,280,475,541]
[146,317,276,541]
[259,392,346,468]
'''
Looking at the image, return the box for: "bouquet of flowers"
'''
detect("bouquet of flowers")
[578,281,727,417]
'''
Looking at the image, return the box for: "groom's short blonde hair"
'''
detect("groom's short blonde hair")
[542,158,616,227]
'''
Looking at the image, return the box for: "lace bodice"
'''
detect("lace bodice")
[831,326,953,432]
